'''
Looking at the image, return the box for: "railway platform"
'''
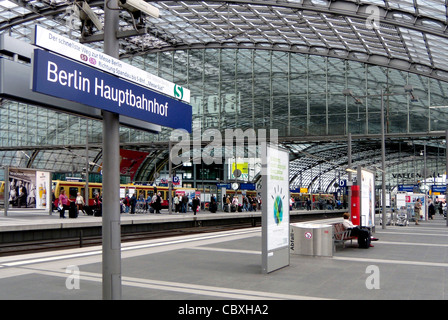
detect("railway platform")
[0,208,345,243]
[0,214,446,302]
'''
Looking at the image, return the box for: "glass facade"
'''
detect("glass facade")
[126,49,448,137]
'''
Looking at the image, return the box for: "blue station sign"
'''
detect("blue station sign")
[32,49,192,132]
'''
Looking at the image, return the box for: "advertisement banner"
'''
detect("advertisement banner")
[262,145,290,273]
[32,49,192,132]
[119,149,149,180]
[6,168,51,211]
[358,168,375,227]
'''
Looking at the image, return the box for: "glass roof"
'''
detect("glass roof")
[0,0,447,80]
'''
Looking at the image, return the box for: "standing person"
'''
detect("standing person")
[130,193,137,214]
[181,194,188,213]
[124,195,130,213]
[155,192,162,214]
[192,195,200,215]
[414,198,422,225]
[75,192,85,214]
[242,196,249,212]
[428,200,435,220]
[251,196,257,212]
[174,194,180,213]
[58,189,70,219]
[210,194,217,213]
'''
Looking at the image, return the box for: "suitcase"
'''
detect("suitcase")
[93,208,102,217]
[69,202,78,218]
[84,205,93,216]
[357,229,371,249]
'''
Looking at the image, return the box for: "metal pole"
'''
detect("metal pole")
[102,1,121,300]
[381,89,387,229]
[446,130,448,227]
[168,140,172,214]
[348,133,352,215]
[424,142,428,221]
[85,120,89,208]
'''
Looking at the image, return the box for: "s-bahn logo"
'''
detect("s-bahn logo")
[80,54,96,66]
[174,84,184,100]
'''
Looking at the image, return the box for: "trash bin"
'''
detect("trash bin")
[290,223,333,257]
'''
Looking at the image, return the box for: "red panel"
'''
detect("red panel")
[351,185,360,226]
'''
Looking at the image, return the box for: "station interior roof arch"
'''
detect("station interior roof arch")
[1,0,448,193]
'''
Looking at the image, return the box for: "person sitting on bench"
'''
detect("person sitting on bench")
[342,213,376,248]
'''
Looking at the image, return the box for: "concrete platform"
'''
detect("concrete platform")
[0,208,344,237]
[0,209,262,232]
[0,214,446,302]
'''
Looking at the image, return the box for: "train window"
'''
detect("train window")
[147,190,154,198]
[68,187,78,199]
[160,191,166,199]
[138,190,146,200]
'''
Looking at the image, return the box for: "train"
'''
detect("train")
[0,178,339,210]
[51,180,196,209]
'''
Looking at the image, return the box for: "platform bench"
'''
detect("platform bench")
[333,222,356,250]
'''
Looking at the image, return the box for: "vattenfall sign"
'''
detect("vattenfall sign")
[33,25,190,103]
[32,49,192,132]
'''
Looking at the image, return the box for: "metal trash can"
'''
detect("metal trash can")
[290,223,333,257]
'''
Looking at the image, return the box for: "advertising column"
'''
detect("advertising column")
[358,168,375,228]
[262,144,290,274]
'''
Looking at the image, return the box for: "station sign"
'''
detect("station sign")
[32,49,192,132]
[431,185,447,193]
[33,25,190,103]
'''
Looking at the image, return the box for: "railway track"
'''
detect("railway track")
[0,214,334,257]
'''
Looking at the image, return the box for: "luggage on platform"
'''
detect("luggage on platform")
[84,205,93,216]
[69,202,78,218]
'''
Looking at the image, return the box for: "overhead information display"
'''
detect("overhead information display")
[32,49,192,132]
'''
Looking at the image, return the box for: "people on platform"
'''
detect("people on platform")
[180,194,187,213]
[154,192,162,214]
[58,189,70,219]
[75,192,85,214]
[130,193,137,214]
[192,195,200,215]
[428,199,435,220]
[174,194,180,213]
[414,198,422,225]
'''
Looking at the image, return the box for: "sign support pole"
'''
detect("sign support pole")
[446,130,448,227]
[102,2,122,300]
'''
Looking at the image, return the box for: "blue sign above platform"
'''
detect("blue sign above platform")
[32,49,192,132]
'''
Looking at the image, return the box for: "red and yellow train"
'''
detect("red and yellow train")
[52,180,195,208]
